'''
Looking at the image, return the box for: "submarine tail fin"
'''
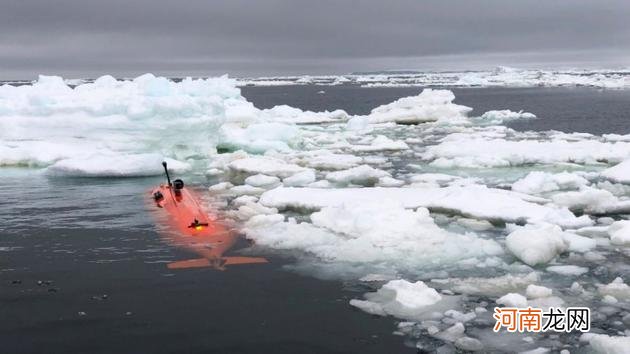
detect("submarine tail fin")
[166,256,267,270]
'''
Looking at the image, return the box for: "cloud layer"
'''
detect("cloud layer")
[1,0,629,79]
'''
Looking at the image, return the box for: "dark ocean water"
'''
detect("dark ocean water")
[0,170,408,354]
[2,85,630,354]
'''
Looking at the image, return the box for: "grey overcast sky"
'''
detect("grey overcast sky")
[1,0,629,79]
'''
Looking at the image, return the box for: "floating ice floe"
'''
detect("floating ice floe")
[601,159,630,184]
[258,105,348,124]
[546,265,589,276]
[325,165,389,186]
[477,110,536,124]
[497,287,564,310]
[244,174,281,188]
[597,277,630,301]
[608,221,630,245]
[551,187,630,215]
[45,154,190,177]
[259,185,591,227]
[525,284,553,299]
[349,279,446,319]
[282,169,316,187]
[0,74,240,174]
[243,201,503,271]
[424,136,630,168]
[296,151,363,170]
[496,293,528,308]
[349,135,409,152]
[511,171,589,195]
[361,89,472,124]
[218,122,299,153]
[431,272,540,297]
[505,224,569,266]
[227,156,306,178]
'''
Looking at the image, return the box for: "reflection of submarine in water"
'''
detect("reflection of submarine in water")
[150,162,267,270]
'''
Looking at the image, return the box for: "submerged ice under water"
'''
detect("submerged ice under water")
[2,75,630,353]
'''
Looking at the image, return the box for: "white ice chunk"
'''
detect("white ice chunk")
[434,322,466,342]
[346,116,369,131]
[601,159,630,184]
[350,135,409,152]
[218,122,300,153]
[244,174,281,188]
[598,277,630,301]
[546,265,588,276]
[525,285,553,299]
[282,169,316,187]
[505,224,568,266]
[232,201,278,221]
[377,176,406,187]
[551,187,630,214]
[45,154,190,177]
[512,171,589,195]
[260,105,348,124]
[229,184,266,196]
[608,220,630,245]
[300,152,362,170]
[432,272,539,297]
[456,218,495,231]
[208,181,234,192]
[228,156,306,178]
[231,195,259,207]
[349,280,443,319]
[562,232,597,253]
[479,110,536,124]
[365,89,472,124]
[325,165,390,186]
[444,310,477,323]
[496,293,528,308]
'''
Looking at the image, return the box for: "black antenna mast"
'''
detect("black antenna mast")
[162,161,172,186]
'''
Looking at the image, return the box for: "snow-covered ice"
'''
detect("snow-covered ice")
[227,156,306,178]
[505,224,568,266]
[362,89,472,124]
[511,171,589,195]
[608,221,630,245]
[479,109,536,124]
[349,279,443,317]
[424,136,630,168]
[259,186,590,227]
[602,159,630,184]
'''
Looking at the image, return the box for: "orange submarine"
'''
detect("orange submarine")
[150,162,267,270]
